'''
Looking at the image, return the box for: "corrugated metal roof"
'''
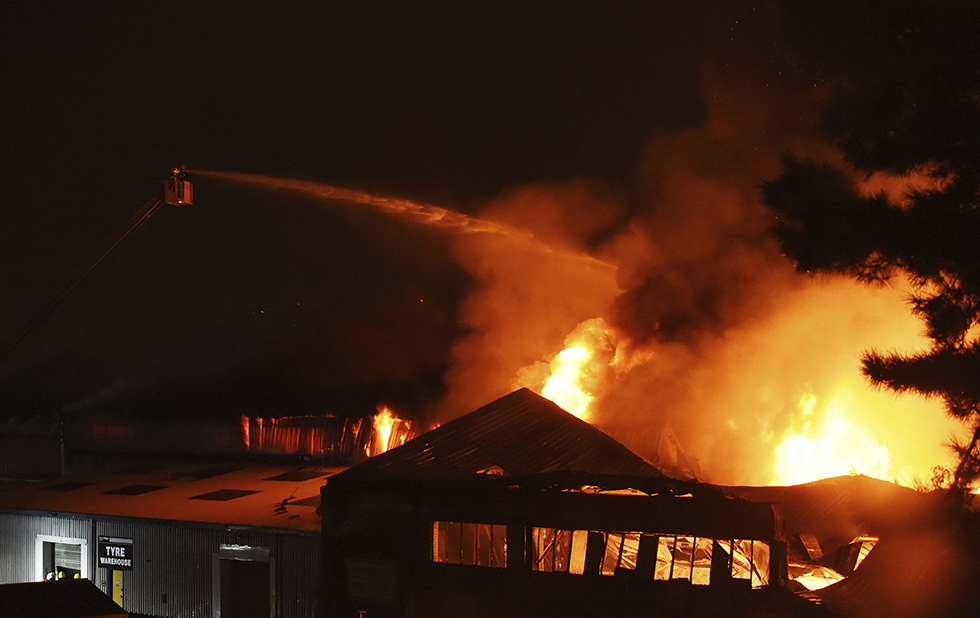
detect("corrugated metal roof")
[334,388,663,482]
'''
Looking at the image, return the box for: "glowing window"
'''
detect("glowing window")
[654,535,675,580]
[432,521,506,568]
[530,528,589,574]
[653,535,712,585]
[599,532,642,576]
[692,537,713,585]
[716,539,770,588]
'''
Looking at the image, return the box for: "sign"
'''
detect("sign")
[98,536,133,571]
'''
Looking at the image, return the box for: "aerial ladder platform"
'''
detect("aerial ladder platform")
[0,168,193,364]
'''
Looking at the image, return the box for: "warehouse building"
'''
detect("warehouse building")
[0,459,337,617]
[322,389,800,618]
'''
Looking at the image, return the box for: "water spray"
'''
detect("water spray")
[189,169,614,270]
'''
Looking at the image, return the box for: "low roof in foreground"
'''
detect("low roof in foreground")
[0,578,127,618]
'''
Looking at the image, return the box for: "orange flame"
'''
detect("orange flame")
[772,390,894,486]
[531,318,620,422]
[367,405,412,457]
[372,406,396,453]
[542,346,594,421]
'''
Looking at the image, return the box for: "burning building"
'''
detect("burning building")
[1,388,973,617]
[0,390,415,617]
[321,388,814,618]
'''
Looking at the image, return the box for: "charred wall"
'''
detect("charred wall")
[322,475,793,618]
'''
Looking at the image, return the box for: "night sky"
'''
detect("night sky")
[0,1,937,451]
[0,3,706,416]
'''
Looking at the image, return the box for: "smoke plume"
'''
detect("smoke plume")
[432,7,963,485]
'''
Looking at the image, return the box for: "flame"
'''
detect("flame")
[367,405,412,457]
[542,346,595,421]
[772,391,893,486]
[372,406,396,453]
[240,414,250,450]
[531,318,621,422]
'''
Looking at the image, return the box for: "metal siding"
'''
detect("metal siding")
[0,513,93,583]
[97,520,213,618]
[93,519,320,618]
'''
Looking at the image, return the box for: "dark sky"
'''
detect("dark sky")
[0,2,881,424]
[0,3,715,417]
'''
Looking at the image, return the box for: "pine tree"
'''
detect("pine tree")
[762,2,980,492]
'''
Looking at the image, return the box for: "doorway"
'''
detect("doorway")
[35,534,88,581]
[212,544,274,618]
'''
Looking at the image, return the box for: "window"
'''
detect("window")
[600,532,641,576]
[432,521,507,568]
[692,537,713,585]
[654,535,675,580]
[652,535,711,585]
[657,535,693,581]
[35,535,88,581]
[714,539,770,587]
[431,521,772,588]
[530,528,588,574]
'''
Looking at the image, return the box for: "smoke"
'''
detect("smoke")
[184,170,619,421]
[435,183,621,418]
[431,5,964,485]
[113,6,964,486]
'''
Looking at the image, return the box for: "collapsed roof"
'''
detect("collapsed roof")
[727,475,980,618]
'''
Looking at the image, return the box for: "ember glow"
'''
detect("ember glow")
[771,391,893,486]
[240,414,367,458]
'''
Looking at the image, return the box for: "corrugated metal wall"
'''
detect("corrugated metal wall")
[0,513,93,583]
[95,520,321,618]
[1,512,321,618]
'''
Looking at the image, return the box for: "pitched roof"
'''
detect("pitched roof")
[333,388,663,482]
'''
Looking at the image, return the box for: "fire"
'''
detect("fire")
[772,391,893,486]
[367,405,412,457]
[372,406,396,453]
[542,346,594,421]
[531,318,620,422]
